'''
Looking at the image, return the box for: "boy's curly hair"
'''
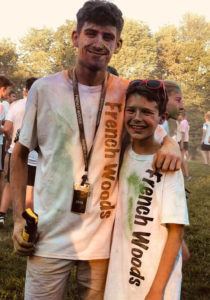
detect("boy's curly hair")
[76,0,124,34]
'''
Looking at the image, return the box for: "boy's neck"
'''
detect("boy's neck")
[132,135,161,155]
[72,64,107,86]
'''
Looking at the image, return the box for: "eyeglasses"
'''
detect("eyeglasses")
[129,79,167,101]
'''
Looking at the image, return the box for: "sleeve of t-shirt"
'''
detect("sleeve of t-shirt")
[0,104,4,121]
[203,123,207,130]
[154,124,167,144]
[180,120,187,133]
[160,170,189,225]
[19,84,38,151]
[6,102,16,122]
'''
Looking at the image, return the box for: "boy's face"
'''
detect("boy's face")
[167,91,183,120]
[72,22,122,71]
[0,86,11,100]
[124,94,161,142]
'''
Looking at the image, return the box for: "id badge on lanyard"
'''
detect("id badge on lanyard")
[71,69,108,214]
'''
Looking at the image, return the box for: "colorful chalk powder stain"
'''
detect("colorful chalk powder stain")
[126,172,146,233]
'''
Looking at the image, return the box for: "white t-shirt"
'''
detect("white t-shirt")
[6,98,27,153]
[0,100,9,145]
[161,120,169,135]
[19,71,129,260]
[203,122,210,145]
[176,121,182,142]
[2,100,10,118]
[6,98,38,166]
[104,146,189,300]
[180,119,190,142]
[18,71,170,260]
[154,123,167,144]
[0,102,5,145]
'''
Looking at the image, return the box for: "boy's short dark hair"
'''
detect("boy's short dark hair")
[26,77,38,91]
[0,76,13,88]
[8,90,15,96]
[126,81,168,116]
[76,0,124,34]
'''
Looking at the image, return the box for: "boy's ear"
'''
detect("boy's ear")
[72,30,79,48]
[114,38,122,54]
[159,112,168,125]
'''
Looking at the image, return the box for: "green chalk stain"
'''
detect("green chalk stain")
[127,172,146,195]
[126,172,146,233]
[127,197,133,232]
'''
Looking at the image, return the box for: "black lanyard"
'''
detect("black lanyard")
[72,69,108,185]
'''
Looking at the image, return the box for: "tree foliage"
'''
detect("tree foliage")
[18,27,54,76]
[0,39,18,76]
[50,20,77,73]
[110,19,157,79]
[0,14,209,156]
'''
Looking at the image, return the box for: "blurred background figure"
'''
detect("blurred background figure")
[200,111,210,165]
[0,76,13,208]
[177,110,190,178]
[107,65,119,76]
[7,90,16,104]
[0,77,38,227]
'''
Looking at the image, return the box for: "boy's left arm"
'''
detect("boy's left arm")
[152,135,181,171]
[145,224,184,300]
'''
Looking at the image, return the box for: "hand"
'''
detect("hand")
[152,137,181,171]
[145,289,163,300]
[12,219,37,256]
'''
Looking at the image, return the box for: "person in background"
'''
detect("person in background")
[0,76,13,216]
[107,65,119,76]
[7,90,16,104]
[177,110,190,178]
[0,78,38,227]
[200,111,210,165]
[163,80,190,265]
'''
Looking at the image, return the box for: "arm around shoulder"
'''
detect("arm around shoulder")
[145,224,184,300]
[152,135,181,172]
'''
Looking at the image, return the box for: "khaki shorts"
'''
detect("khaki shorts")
[25,256,109,300]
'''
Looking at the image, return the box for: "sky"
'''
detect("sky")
[0,0,209,42]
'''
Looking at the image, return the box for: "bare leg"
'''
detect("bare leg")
[0,182,11,213]
[208,151,210,165]
[181,150,189,177]
[200,150,208,164]
[0,172,5,205]
[182,240,190,267]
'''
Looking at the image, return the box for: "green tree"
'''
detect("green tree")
[18,27,54,77]
[178,14,210,157]
[0,38,18,76]
[154,25,182,80]
[50,20,77,73]
[178,14,210,108]
[110,19,157,79]
[0,39,26,96]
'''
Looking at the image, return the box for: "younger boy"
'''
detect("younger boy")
[104,80,189,300]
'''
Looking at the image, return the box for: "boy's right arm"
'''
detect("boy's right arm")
[11,141,35,256]
[145,223,184,300]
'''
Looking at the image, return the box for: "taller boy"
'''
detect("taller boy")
[11,1,180,299]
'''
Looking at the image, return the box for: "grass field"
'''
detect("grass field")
[0,160,209,300]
